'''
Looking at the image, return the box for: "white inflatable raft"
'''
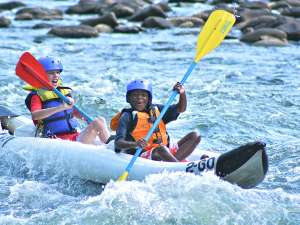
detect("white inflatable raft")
[0,106,268,189]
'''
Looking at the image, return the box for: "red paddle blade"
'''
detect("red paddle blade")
[15,52,53,90]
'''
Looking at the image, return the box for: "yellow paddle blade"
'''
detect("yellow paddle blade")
[118,171,129,181]
[195,10,236,62]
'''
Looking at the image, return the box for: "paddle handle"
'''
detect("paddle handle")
[124,61,197,172]
[52,88,93,124]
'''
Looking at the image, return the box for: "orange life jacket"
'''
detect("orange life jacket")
[110,106,169,151]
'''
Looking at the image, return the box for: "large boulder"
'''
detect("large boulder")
[237,15,280,32]
[168,16,203,27]
[239,9,273,22]
[15,7,63,20]
[155,2,172,12]
[81,12,118,28]
[0,16,11,27]
[240,28,287,44]
[280,7,300,18]
[114,25,143,33]
[66,1,101,14]
[0,1,25,10]
[269,1,292,10]
[102,3,135,18]
[253,36,288,46]
[239,1,270,10]
[284,0,300,7]
[49,25,99,38]
[277,21,300,40]
[142,16,173,29]
[129,5,167,22]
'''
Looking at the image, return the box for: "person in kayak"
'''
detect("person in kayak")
[113,79,200,162]
[24,56,109,144]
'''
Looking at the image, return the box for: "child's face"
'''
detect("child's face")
[47,70,61,87]
[128,90,149,111]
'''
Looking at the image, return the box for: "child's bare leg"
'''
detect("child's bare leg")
[175,131,201,161]
[77,117,109,145]
[152,146,178,162]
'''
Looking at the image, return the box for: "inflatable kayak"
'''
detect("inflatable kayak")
[0,107,268,189]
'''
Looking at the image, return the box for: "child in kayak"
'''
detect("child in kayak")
[25,56,109,144]
[113,80,200,162]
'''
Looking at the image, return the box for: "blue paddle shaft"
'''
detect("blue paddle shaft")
[52,88,93,124]
[124,61,197,172]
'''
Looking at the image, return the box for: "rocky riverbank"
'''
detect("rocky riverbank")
[0,0,300,46]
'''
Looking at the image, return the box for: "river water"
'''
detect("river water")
[0,1,299,224]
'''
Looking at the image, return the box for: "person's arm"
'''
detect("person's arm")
[173,82,187,113]
[114,113,147,151]
[115,138,146,151]
[31,96,74,121]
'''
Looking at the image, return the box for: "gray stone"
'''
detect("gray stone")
[142,16,173,29]
[0,1,25,10]
[49,25,99,38]
[240,28,287,42]
[168,16,204,27]
[114,25,143,33]
[277,21,300,40]
[15,7,63,20]
[280,7,300,18]
[130,5,166,22]
[0,16,11,27]
[81,12,118,28]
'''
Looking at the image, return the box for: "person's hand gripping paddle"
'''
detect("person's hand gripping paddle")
[16,52,93,124]
[118,10,236,181]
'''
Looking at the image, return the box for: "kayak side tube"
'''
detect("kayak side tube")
[0,133,268,188]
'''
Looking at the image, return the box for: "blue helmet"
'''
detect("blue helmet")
[126,80,152,103]
[38,56,63,72]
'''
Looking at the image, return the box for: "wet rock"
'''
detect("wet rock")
[142,16,173,29]
[15,12,33,20]
[169,0,206,2]
[32,23,54,29]
[15,7,63,20]
[114,25,143,33]
[0,1,25,10]
[280,7,300,18]
[284,0,300,7]
[81,12,118,28]
[210,0,237,4]
[168,16,204,27]
[277,21,300,40]
[0,16,11,27]
[65,1,101,14]
[193,7,234,21]
[192,10,211,21]
[237,15,280,32]
[239,9,273,22]
[104,3,135,18]
[95,24,113,33]
[240,1,270,10]
[112,0,148,10]
[240,28,287,44]
[155,2,172,12]
[254,36,288,46]
[49,25,98,38]
[129,5,167,22]
[269,1,292,10]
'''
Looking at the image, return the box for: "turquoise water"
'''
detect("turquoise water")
[0,1,300,224]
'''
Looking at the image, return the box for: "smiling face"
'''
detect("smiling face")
[47,70,61,87]
[128,90,149,111]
